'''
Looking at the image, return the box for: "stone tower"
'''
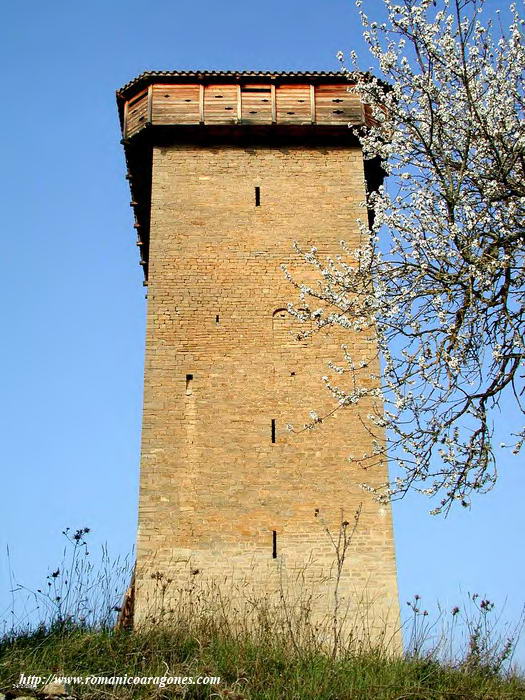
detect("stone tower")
[117,71,400,644]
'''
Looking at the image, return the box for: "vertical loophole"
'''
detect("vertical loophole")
[272,531,277,558]
[215,314,220,323]
[255,186,261,207]
[271,419,276,443]
[185,374,193,395]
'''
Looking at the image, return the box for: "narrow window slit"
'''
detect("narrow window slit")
[272,531,277,558]
[215,314,220,323]
[185,374,193,395]
[271,419,276,443]
[255,186,261,207]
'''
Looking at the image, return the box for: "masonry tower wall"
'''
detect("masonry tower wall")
[117,72,400,640]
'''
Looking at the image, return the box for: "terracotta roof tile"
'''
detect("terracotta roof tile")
[117,70,353,98]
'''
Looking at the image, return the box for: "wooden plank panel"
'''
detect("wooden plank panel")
[152,84,200,124]
[126,92,148,136]
[276,85,310,124]
[241,85,272,124]
[204,84,237,124]
[315,84,363,124]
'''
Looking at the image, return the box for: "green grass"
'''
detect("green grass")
[3,530,524,698]
[1,622,524,699]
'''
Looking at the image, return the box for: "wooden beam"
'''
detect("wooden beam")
[147,85,153,124]
[310,84,316,124]
[271,84,276,123]
[123,99,129,139]
[236,84,242,123]
[199,84,205,123]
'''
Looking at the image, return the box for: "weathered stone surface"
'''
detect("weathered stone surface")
[40,682,67,696]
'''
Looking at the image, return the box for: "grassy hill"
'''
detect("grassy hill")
[2,530,523,699]
[1,620,525,700]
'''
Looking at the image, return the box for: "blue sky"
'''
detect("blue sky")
[1,0,523,666]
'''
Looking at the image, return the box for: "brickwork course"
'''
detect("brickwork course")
[117,72,401,646]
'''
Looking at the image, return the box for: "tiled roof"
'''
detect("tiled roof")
[117,70,352,98]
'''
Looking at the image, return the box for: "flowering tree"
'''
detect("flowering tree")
[286,0,525,514]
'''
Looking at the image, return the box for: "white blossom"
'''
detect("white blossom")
[287,0,525,515]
